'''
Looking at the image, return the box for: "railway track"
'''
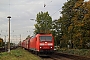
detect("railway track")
[54,52,90,60]
[40,54,72,60]
[40,52,90,60]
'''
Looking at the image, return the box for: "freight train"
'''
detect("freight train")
[21,33,54,55]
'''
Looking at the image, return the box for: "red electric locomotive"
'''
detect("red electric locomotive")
[21,33,54,55]
[29,33,54,54]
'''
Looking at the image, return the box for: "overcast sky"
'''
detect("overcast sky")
[0,0,89,44]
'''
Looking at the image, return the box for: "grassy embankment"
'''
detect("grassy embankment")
[58,49,90,58]
[0,48,41,60]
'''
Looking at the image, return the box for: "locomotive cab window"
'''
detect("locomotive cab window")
[40,36,52,41]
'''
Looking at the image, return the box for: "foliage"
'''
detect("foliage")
[51,19,62,46]
[34,11,52,34]
[58,0,90,49]
[60,0,78,48]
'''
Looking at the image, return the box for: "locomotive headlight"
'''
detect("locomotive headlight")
[51,47,52,48]
[40,47,42,48]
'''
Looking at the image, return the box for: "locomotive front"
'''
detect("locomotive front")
[36,34,54,54]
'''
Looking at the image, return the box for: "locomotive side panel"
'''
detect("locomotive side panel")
[30,37,37,51]
[35,35,40,52]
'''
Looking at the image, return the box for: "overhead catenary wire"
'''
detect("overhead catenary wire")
[51,8,62,16]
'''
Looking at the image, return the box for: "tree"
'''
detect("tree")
[60,0,78,48]
[81,1,90,48]
[34,11,52,34]
[71,0,90,49]
[60,0,90,49]
[52,19,62,46]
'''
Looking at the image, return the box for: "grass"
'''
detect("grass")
[0,48,41,60]
[58,48,90,58]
